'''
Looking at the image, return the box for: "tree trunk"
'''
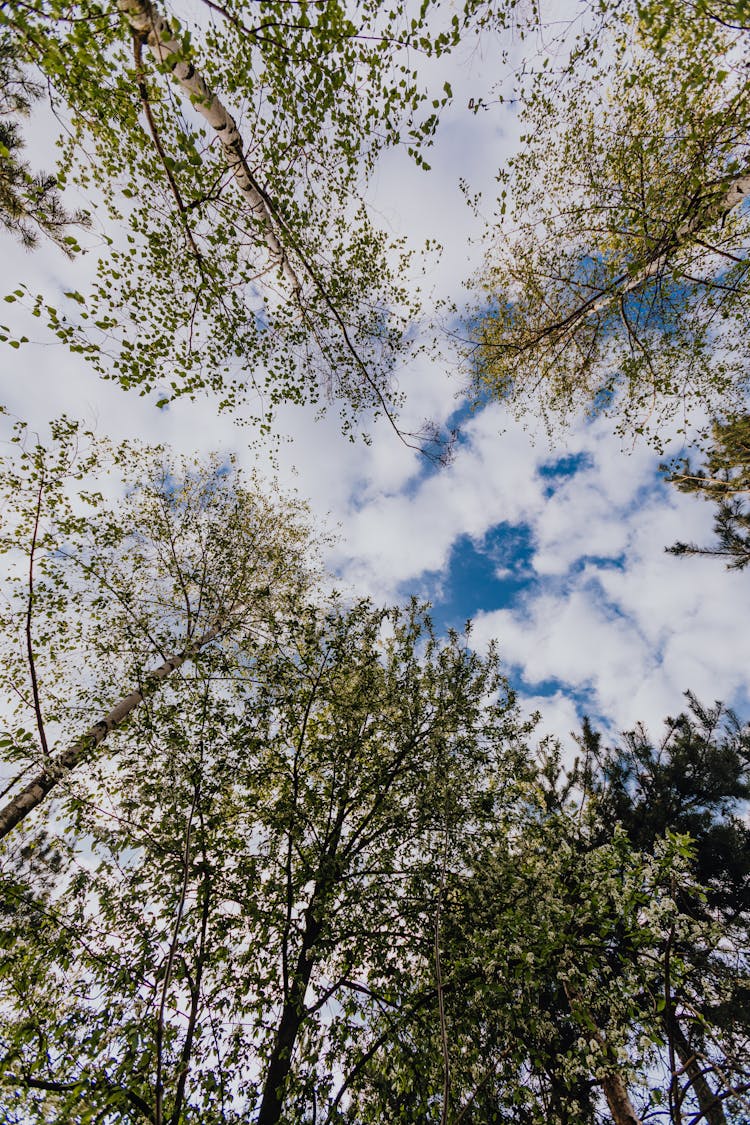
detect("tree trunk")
[669,1016,727,1125]
[0,626,218,840]
[117,0,302,297]
[256,901,322,1125]
[563,984,642,1125]
[523,168,750,350]
[601,1070,643,1125]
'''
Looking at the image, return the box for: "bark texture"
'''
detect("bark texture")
[0,625,218,840]
[118,0,302,295]
[591,169,750,318]
[563,984,643,1125]
[256,896,322,1125]
[601,1070,643,1125]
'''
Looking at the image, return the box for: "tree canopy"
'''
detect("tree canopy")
[0,0,509,446]
[469,0,750,445]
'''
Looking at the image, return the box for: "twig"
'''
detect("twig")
[25,469,50,758]
[155,782,199,1125]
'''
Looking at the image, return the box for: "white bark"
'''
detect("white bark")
[615,169,750,302]
[0,625,218,840]
[118,0,302,297]
[536,169,750,345]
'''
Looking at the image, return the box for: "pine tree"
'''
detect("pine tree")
[665,415,750,568]
[0,37,89,254]
[576,696,750,1124]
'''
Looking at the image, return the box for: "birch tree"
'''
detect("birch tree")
[0,415,319,841]
[1,0,504,445]
[469,4,750,445]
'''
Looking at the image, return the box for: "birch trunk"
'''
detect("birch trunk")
[0,625,218,840]
[117,0,302,297]
[528,169,750,349]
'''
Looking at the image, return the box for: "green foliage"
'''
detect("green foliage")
[665,413,750,567]
[354,775,695,1122]
[0,415,320,834]
[1,427,748,1122]
[351,702,750,1125]
[0,575,530,1121]
[572,696,750,1124]
[470,1,750,446]
[0,35,90,254]
[0,0,510,440]
[667,414,750,500]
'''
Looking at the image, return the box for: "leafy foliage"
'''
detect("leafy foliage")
[352,702,750,1125]
[0,415,320,837]
[573,696,750,1123]
[469,2,750,445]
[0,579,530,1122]
[665,413,750,567]
[0,0,508,441]
[0,35,90,254]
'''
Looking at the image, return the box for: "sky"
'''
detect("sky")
[2,8,750,754]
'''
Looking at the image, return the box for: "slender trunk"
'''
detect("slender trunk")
[669,1017,727,1125]
[170,806,213,1125]
[256,902,322,1125]
[117,0,301,297]
[0,626,218,841]
[119,0,424,456]
[435,830,450,1125]
[563,984,642,1125]
[519,169,750,351]
[601,1070,643,1125]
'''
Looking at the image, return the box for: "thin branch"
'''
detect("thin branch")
[3,1072,156,1122]
[25,469,50,759]
[435,827,451,1125]
[169,779,211,1125]
[133,34,204,264]
[155,782,199,1125]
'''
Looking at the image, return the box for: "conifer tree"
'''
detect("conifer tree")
[0,36,89,254]
[575,697,750,1124]
[666,414,750,568]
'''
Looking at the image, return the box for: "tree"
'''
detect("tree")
[347,750,686,1124]
[573,697,750,1124]
[469,2,750,445]
[0,597,530,1124]
[665,413,750,568]
[0,0,506,446]
[0,415,320,841]
[0,35,90,254]
[349,701,750,1125]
